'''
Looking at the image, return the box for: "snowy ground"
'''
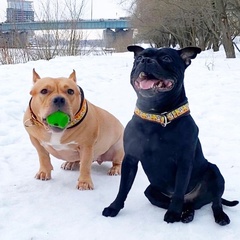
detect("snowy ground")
[0,46,240,240]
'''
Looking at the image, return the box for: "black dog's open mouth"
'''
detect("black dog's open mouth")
[134,72,174,92]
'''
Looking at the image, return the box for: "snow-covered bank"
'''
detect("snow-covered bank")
[0,47,240,240]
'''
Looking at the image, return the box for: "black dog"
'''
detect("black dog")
[102,45,238,225]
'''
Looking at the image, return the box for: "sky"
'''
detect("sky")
[0,0,128,22]
[0,43,240,240]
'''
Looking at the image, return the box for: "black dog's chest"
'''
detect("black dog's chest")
[124,115,199,192]
[124,117,181,172]
[124,116,181,156]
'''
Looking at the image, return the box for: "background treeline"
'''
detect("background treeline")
[127,0,240,58]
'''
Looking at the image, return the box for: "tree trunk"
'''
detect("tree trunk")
[215,0,236,58]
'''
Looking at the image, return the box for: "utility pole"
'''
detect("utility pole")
[91,0,93,20]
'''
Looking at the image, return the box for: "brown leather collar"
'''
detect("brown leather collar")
[67,98,88,129]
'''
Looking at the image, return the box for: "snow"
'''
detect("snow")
[0,47,240,240]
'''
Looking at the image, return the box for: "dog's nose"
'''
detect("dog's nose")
[141,57,153,64]
[53,96,65,108]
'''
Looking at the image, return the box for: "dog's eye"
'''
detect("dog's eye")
[161,56,172,62]
[67,89,74,95]
[136,56,143,62]
[40,89,48,94]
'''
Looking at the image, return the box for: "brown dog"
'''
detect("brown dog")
[23,69,124,190]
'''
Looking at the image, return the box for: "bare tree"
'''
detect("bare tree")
[127,0,238,58]
[130,0,213,48]
[33,0,86,59]
[63,0,86,55]
[228,0,240,38]
[212,0,235,58]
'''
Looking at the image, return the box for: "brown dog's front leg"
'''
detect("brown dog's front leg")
[77,146,94,190]
[30,136,53,180]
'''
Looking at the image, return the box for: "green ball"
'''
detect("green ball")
[46,111,70,129]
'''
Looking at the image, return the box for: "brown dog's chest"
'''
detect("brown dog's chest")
[39,131,113,163]
[40,132,80,161]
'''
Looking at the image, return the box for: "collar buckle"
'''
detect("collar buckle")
[161,113,171,127]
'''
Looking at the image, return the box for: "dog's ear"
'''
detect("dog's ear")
[127,45,144,58]
[178,47,201,66]
[33,68,41,83]
[69,69,76,82]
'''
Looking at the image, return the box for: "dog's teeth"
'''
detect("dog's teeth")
[158,81,163,88]
[166,81,173,88]
[139,72,147,79]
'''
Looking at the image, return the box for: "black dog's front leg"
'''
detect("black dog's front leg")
[164,162,193,223]
[164,197,184,223]
[102,154,139,217]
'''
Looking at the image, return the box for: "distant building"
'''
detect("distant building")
[1,0,34,47]
[6,0,34,22]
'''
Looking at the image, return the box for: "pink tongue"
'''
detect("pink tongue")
[139,80,159,89]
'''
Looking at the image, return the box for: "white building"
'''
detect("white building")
[6,0,34,22]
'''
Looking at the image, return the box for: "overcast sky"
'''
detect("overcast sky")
[0,0,128,22]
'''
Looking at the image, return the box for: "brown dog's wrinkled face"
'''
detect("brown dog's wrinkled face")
[30,69,81,129]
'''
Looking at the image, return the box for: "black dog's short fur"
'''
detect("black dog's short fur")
[102,45,238,225]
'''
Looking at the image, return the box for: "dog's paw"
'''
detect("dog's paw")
[164,210,181,223]
[102,207,120,217]
[35,170,51,180]
[181,208,195,223]
[61,161,79,171]
[77,180,94,190]
[214,211,230,226]
[108,165,121,175]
